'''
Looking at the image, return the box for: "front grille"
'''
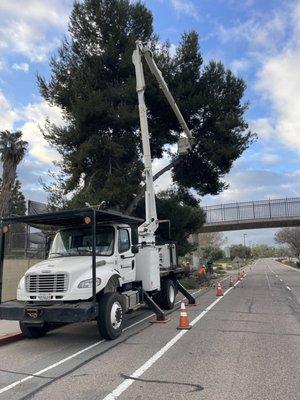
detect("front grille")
[25,274,69,293]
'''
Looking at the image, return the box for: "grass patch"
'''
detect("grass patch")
[179,276,200,289]
[279,260,300,269]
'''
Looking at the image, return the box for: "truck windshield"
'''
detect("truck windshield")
[49,227,115,258]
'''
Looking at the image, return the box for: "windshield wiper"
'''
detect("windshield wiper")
[75,249,93,254]
[49,252,72,257]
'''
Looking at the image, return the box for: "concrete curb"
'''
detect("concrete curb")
[0,332,23,346]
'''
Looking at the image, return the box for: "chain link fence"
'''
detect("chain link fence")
[1,227,47,301]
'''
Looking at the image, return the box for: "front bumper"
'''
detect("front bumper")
[0,301,98,323]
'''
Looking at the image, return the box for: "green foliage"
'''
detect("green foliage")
[179,276,200,289]
[0,178,26,216]
[200,245,224,262]
[38,0,254,211]
[251,244,277,258]
[275,228,300,261]
[0,130,28,165]
[0,130,28,218]
[229,244,251,259]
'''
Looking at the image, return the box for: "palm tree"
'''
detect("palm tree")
[0,130,28,218]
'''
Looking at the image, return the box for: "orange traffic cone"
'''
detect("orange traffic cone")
[216,282,224,296]
[177,302,192,330]
[229,276,234,287]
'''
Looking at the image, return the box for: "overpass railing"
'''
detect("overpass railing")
[203,197,300,224]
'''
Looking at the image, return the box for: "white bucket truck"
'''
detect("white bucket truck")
[0,42,195,340]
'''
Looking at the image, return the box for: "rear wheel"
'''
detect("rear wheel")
[19,322,48,339]
[97,292,125,340]
[160,278,176,310]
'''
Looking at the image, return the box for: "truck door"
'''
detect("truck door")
[117,228,135,283]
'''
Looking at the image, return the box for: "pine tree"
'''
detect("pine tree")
[0,178,26,216]
[38,0,254,213]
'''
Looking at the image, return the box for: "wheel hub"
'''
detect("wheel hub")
[110,301,123,329]
[169,285,175,303]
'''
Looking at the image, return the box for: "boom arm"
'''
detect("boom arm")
[138,42,193,142]
[132,41,193,242]
[132,43,158,241]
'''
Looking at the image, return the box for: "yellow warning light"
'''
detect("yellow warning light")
[84,216,92,225]
[2,225,9,234]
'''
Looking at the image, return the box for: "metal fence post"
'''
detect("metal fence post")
[0,228,6,304]
[268,199,272,218]
[285,198,288,217]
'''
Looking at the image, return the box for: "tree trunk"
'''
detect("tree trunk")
[0,159,17,218]
[125,158,180,215]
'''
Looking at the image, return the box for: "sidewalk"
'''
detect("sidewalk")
[0,320,23,345]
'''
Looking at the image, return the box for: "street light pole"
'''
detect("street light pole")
[243,233,247,248]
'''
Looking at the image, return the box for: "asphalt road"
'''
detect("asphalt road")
[0,259,299,400]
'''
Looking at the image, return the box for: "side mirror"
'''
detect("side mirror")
[131,245,139,254]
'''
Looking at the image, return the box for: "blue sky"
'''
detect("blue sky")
[0,0,299,246]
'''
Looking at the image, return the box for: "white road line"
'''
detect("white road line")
[0,288,205,395]
[0,339,105,394]
[265,269,271,290]
[286,286,291,291]
[102,282,239,400]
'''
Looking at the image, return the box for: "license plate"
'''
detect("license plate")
[37,294,52,301]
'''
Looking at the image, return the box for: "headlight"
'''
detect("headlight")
[78,278,101,288]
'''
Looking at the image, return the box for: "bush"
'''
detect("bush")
[179,276,200,289]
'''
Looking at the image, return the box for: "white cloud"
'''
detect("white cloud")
[169,43,177,57]
[12,62,29,72]
[0,92,64,165]
[256,51,300,154]
[0,90,18,130]
[169,0,200,20]
[0,0,71,62]
[152,154,173,193]
[248,118,275,141]
[19,101,64,164]
[218,10,287,55]
[230,58,250,75]
[203,166,300,206]
[218,2,300,154]
[261,153,280,166]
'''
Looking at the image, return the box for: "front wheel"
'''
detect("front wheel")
[19,322,48,339]
[97,292,125,340]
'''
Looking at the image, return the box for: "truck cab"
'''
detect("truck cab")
[17,223,136,303]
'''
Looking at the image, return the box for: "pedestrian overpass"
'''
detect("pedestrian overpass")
[200,197,300,233]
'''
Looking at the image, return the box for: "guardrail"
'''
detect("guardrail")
[203,197,300,224]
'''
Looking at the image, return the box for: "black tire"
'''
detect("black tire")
[97,292,125,340]
[19,322,48,339]
[160,278,176,310]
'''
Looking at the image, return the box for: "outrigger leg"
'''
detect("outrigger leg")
[143,291,170,323]
[173,278,196,306]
